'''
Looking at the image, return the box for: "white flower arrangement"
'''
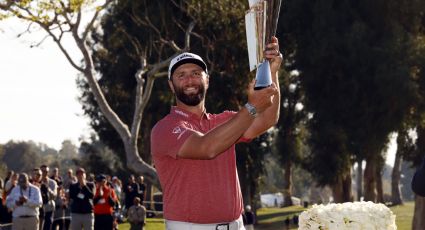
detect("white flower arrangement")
[298,201,397,230]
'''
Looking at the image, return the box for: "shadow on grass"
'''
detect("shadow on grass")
[257,210,301,222]
[255,206,305,230]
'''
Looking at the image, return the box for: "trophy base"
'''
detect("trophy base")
[254,85,271,90]
[254,60,272,90]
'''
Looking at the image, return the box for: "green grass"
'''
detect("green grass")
[256,206,305,230]
[118,202,415,230]
[390,202,414,230]
[119,217,165,230]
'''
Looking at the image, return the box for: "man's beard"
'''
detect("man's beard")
[173,83,206,106]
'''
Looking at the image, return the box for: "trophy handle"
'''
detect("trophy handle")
[246,0,282,90]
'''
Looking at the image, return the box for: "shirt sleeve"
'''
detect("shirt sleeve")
[5,186,19,209]
[69,184,76,200]
[49,179,58,199]
[83,183,95,199]
[25,186,43,208]
[151,120,194,159]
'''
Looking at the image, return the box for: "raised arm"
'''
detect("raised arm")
[243,36,282,139]
[177,79,278,160]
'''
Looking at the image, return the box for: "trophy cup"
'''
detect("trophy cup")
[245,0,282,89]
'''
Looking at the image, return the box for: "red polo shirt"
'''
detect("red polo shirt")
[151,106,247,223]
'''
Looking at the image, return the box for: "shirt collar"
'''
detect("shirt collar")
[171,106,211,120]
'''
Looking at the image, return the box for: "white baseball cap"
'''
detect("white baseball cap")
[168,52,208,80]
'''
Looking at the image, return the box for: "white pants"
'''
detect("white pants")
[12,216,39,230]
[166,215,245,230]
[245,224,254,230]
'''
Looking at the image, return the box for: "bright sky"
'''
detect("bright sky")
[0,18,92,150]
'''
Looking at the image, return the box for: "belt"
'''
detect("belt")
[165,215,244,230]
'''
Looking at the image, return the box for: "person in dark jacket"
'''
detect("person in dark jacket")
[412,156,425,197]
[124,175,139,211]
[242,205,255,230]
[68,168,95,230]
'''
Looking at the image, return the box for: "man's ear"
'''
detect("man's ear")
[205,74,210,90]
[168,80,175,93]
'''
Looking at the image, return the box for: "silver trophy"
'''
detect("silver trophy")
[245,0,282,89]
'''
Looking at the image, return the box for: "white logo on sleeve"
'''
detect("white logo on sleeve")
[172,126,187,139]
[172,126,182,134]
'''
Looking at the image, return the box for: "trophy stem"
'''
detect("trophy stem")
[254,60,272,90]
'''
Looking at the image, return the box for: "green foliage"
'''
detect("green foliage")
[75,137,125,176]
[0,144,8,178]
[279,0,422,186]
[0,0,99,24]
[2,141,44,172]
[0,138,126,179]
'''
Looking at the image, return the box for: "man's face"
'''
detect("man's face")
[32,170,42,182]
[18,175,29,189]
[170,63,208,106]
[76,171,86,181]
[41,166,49,177]
[100,179,106,187]
[52,168,59,176]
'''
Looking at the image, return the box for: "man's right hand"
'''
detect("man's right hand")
[247,80,279,113]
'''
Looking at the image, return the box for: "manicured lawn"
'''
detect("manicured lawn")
[256,206,305,230]
[119,217,165,230]
[390,201,414,230]
[118,201,415,230]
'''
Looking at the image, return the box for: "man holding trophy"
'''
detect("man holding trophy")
[151,0,282,229]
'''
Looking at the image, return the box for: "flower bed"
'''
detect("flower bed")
[298,201,397,230]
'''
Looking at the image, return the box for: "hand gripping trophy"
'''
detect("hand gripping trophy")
[245,0,282,89]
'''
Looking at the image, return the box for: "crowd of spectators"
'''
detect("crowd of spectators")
[0,166,148,230]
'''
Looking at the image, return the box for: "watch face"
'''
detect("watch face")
[245,103,257,117]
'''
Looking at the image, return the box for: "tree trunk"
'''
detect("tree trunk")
[391,150,403,205]
[331,176,344,203]
[332,172,352,203]
[364,158,377,202]
[124,141,160,187]
[283,160,293,207]
[144,183,153,210]
[376,167,384,203]
[356,159,363,201]
[342,172,353,202]
[412,195,425,230]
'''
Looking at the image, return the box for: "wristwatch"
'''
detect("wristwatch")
[245,102,257,118]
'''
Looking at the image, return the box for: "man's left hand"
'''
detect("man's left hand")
[264,36,283,74]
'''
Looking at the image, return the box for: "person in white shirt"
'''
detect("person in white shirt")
[40,165,58,230]
[6,173,43,230]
